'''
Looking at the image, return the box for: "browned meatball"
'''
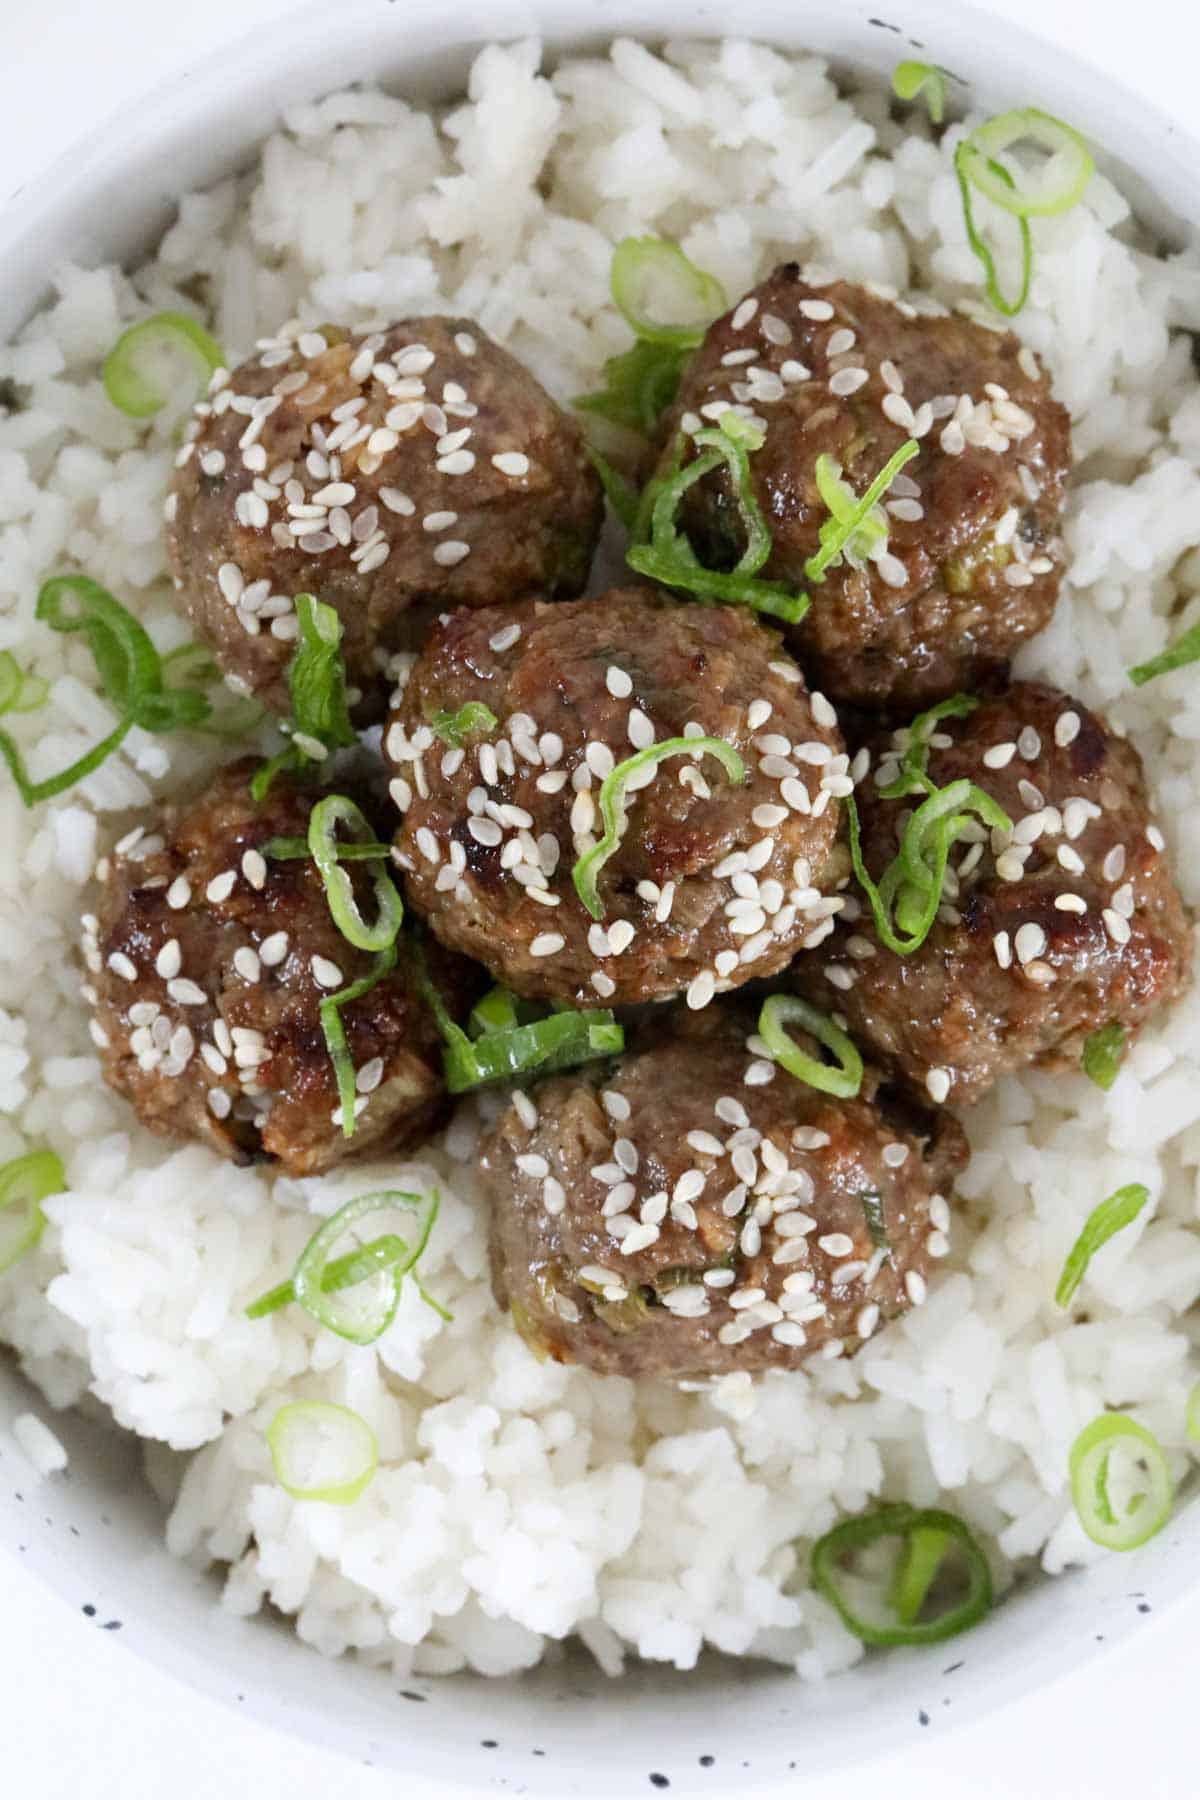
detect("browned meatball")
[792,682,1192,1108]
[387,588,851,1009]
[167,318,603,717]
[81,759,476,1175]
[482,1006,967,1378]
[656,269,1071,712]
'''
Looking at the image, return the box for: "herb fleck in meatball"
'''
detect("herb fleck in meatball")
[167,318,603,717]
[482,1006,967,1378]
[82,759,475,1175]
[792,682,1192,1107]
[656,269,1071,712]
[387,588,850,1010]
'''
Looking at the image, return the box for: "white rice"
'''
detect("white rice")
[2,35,1200,1681]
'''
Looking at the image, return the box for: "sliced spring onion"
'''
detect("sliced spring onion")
[575,340,691,438]
[1055,1182,1149,1309]
[319,944,397,1140]
[1069,1413,1172,1552]
[1129,621,1200,687]
[609,237,727,349]
[586,447,641,531]
[245,1233,413,1320]
[443,1007,624,1095]
[160,641,264,740]
[805,441,920,585]
[959,108,1094,219]
[289,593,356,752]
[813,454,890,566]
[954,146,1033,317]
[0,576,217,807]
[291,1189,441,1344]
[1081,1022,1127,1091]
[878,693,979,800]
[252,594,357,801]
[573,735,747,921]
[429,702,498,747]
[758,995,863,1100]
[1187,1386,1200,1443]
[0,651,49,717]
[103,311,225,419]
[267,1400,378,1505]
[892,60,947,126]
[847,779,1011,955]
[307,794,404,954]
[627,419,809,623]
[0,1150,65,1274]
[469,985,522,1037]
[860,1190,889,1252]
[265,835,393,862]
[809,1503,993,1646]
[414,951,623,1094]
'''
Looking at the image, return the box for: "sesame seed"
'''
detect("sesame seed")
[1103,845,1127,883]
[423,510,458,532]
[1103,909,1132,945]
[627,708,654,749]
[818,1233,854,1257]
[233,946,262,983]
[830,366,869,397]
[166,978,206,1006]
[993,930,1012,969]
[905,1270,928,1305]
[530,933,565,957]
[591,970,616,998]
[925,1067,951,1103]
[799,299,834,321]
[154,939,182,980]
[731,298,759,331]
[489,623,522,653]
[433,540,471,567]
[260,932,289,967]
[982,742,1016,769]
[1014,922,1047,965]
[856,1304,880,1339]
[882,392,916,430]
[492,451,530,477]
[237,849,266,891]
[1017,726,1042,760]
[311,956,343,990]
[208,1089,232,1120]
[106,951,138,983]
[687,971,716,1010]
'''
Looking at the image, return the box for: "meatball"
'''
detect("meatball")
[167,317,603,717]
[792,682,1192,1107]
[656,268,1071,712]
[82,759,475,1175]
[482,1006,967,1378]
[387,588,851,1009]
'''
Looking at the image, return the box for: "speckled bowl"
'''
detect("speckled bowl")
[2,1,1198,1793]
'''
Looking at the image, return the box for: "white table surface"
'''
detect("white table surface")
[3,1,1199,1794]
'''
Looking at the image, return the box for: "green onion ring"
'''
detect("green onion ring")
[847,779,1011,956]
[289,593,356,752]
[878,694,979,800]
[443,1008,624,1095]
[0,1149,65,1274]
[1055,1182,1150,1309]
[960,107,1094,218]
[954,146,1034,318]
[810,1503,993,1646]
[576,340,691,438]
[307,794,404,954]
[319,943,397,1139]
[290,1188,440,1344]
[610,237,727,349]
[429,702,499,747]
[1129,621,1200,687]
[1187,1386,1200,1444]
[103,311,225,419]
[805,441,920,584]
[1069,1413,1173,1552]
[1081,1022,1127,1092]
[892,60,947,126]
[245,1232,412,1321]
[267,1400,378,1505]
[572,734,747,921]
[758,995,863,1100]
[469,986,522,1037]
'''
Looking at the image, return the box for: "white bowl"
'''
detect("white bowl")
[2,2,1198,1793]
